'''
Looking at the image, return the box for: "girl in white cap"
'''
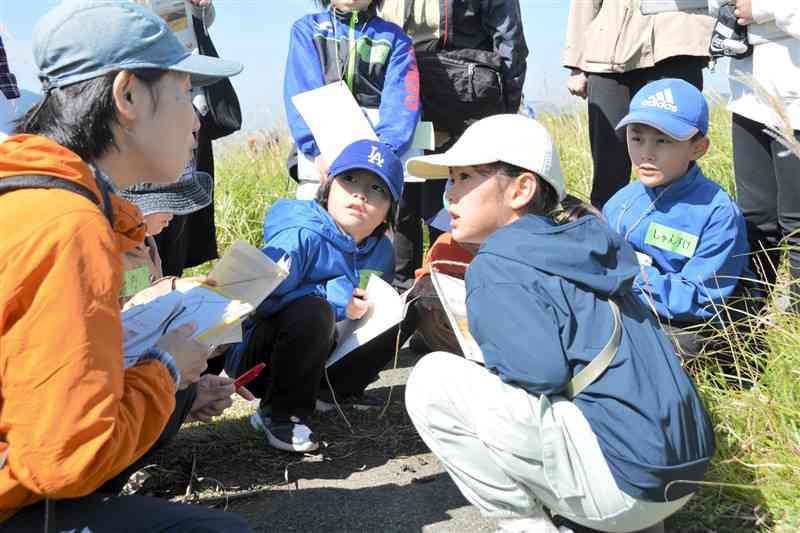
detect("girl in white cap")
[404,114,715,533]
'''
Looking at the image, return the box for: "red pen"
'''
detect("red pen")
[233,363,265,398]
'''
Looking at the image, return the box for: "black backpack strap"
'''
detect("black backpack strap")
[0,174,114,226]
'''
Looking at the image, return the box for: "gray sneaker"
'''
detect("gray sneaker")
[250,408,318,453]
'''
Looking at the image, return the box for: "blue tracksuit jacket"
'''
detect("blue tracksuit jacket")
[256,199,393,321]
[467,214,715,502]
[603,164,750,322]
[284,7,421,160]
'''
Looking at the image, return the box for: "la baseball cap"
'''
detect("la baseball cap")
[328,140,404,201]
[33,0,243,91]
[406,114,566,201]
[616,78,709,141]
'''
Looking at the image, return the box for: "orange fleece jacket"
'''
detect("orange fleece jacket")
[0,135,176,521]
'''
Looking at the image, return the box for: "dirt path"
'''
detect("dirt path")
[147,350,736,532]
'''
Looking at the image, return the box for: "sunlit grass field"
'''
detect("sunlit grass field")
[200,109,800,531]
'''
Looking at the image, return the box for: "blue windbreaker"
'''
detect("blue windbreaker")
[466,214,715,502]
[603,164,750,322]
[284,7,420,160]
[255,199,393,321]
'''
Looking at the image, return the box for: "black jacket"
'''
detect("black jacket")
[411,0,528,112]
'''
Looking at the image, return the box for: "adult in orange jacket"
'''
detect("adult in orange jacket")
[0,1,247,530]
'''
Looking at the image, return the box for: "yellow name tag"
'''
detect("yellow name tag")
[645,222,698,258]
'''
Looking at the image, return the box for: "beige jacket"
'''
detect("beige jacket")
[562,0,713,74]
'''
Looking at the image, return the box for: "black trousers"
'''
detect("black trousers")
[732,112,800,297]
[586,55,707,208]
[232,296,417,418]
[394,178,447,289]
[154,130,218,277]
[2,387,250,532]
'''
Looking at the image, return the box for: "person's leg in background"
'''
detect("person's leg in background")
[772,127,800,305]
[420,178,447,244]
[635,55,705,94]
[732,112,782,290]
[587,72,634,208]
[183,130,219,270]
[394,182,424,290]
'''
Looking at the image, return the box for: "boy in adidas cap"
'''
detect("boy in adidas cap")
[603,78,752,353]
[224,139,404,453]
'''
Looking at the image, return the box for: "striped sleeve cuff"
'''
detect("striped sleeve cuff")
[124,348,181,387]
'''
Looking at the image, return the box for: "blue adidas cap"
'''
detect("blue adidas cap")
[328,140,404,201]
[33,0,243,90]
[616,78,709,141]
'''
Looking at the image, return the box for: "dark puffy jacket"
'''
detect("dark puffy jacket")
[381,0,528,113]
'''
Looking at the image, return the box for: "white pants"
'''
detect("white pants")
[405,352,691,533]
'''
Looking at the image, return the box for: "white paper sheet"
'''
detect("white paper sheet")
[291,81,379,165]
[122,283,254,360]
[209,240,290,308]
[326,275,407,368]
[430,270,484,364]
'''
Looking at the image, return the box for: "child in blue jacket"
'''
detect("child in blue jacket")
[285,0,420,199]
[405,115,715,533]
[225,140,403,453]
[603,79,754,356]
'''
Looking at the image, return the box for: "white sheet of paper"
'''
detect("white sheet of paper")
[326,275,406,368]
[122,283,253,359]
[291,81,379,164]
[430,270,484,364]
[209,240,290,308]
[639,0,708,14]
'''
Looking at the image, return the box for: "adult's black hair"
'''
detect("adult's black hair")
[315,175,398,236]
[16,69,166,163]
[480,161,598,224]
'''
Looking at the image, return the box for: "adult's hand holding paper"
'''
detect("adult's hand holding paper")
[291,81,379,165]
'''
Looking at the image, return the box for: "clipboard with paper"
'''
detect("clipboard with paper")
[429,268,485,364]
[122,241,290,361]
[325,274,411,368]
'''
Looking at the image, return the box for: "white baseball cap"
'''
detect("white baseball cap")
[406,114,566,201]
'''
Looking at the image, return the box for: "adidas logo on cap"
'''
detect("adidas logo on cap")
[641,89,678,113]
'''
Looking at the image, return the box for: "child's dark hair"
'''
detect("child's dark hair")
[478,162,601,224]
[315,175,398,236]
[16,69,166,162]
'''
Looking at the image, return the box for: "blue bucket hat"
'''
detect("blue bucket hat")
[616,78,709,141]
[328,140,404,201]
[33,0,242,91]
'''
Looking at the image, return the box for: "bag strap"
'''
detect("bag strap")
[564,299,622,399]
[0,174,114,226]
